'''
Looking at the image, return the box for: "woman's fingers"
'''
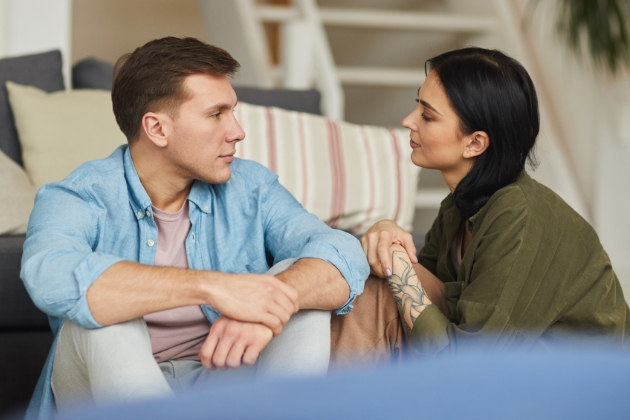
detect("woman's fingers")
[401,233,418,263]
[361,220,417,277]
[377,232,393,277]
[365,232,385,277]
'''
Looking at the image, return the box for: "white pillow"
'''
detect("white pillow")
[0,149,37,235]
[235,103,420,234]
[6,82,127,188]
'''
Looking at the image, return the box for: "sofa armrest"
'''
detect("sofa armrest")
[0,234,49,329]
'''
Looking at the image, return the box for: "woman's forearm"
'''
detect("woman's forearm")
[386,244,432,333]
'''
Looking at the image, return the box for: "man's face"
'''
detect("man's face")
[166,73,244,184]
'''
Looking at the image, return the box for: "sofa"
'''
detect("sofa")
[0,52,422,417]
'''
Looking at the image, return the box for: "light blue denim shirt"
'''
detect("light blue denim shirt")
[21,145,369,419]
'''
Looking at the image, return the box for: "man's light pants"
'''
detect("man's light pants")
[51,259,331,413]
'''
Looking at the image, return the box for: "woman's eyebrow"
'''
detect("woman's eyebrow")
[419,99,442,116]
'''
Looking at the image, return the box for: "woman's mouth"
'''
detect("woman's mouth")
[410,139,421,149]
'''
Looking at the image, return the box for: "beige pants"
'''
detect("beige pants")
[330,275,408,369]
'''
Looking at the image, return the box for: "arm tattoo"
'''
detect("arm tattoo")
[386,249,431,334]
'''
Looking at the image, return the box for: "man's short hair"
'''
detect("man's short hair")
[112,37,240,142]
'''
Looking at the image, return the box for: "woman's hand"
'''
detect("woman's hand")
[360,220,418,278]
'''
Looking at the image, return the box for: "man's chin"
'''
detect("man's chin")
[198,170,232,185]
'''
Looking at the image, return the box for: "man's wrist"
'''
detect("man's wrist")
[188,269,228,307]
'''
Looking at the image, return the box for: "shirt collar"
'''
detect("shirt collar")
[188,180,213,214]
[123,146,153,218]
[123,146,213,218]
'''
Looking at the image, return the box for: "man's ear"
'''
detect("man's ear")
[141,112,171,148]
[463,131,490,159]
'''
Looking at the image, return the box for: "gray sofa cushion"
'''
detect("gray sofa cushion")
[71,58,322,116]
[0,50,65,166]
[72,57,114,91]
[233,87,322,115]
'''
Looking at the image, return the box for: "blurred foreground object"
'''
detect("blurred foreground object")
[60,345,630,420]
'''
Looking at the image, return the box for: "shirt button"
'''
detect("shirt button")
[203,205,209,211]
[146,210,151,217]
[192,233,196,242]
[137,211,143,217]
[147,239,155,247]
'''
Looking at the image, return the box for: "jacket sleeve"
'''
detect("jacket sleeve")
[20,182,123,329]
[259,173,370,314]
[410,199,529,355]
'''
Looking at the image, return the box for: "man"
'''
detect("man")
[21,37,368,419]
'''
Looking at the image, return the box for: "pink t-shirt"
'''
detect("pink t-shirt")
[143,201,211,363]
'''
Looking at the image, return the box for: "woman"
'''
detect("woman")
[339,47,629,358]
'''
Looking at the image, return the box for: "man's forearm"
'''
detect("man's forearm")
[87,261,299,335]
[87,261,213,326]
[275,258,350,310]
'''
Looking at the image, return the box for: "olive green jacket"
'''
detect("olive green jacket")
[412,172,630,354]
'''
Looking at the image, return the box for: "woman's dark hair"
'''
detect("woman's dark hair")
[426,47,539,220]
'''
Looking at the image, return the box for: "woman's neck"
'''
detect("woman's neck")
[441,161,474,193]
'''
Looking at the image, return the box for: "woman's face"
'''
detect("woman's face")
[402,71,472,173]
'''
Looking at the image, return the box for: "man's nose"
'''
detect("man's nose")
[228,118,246,143]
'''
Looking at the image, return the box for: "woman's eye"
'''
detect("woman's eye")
[415,99,420,104]
[421,113,431,122]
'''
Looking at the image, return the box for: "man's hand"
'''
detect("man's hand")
[199,316,273,370]
[207,273,299,336]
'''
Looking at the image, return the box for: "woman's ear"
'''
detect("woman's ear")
[141,112,171,148]
[463,131,490,159]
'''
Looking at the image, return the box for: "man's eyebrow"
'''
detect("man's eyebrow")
[204,102,237,113]
[419,99,442,116]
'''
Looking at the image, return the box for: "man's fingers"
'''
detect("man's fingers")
[242,341,265,367]
[225,340,247,369]
[273,289,298,318]
[260,313,283,336]
[212,326,237,370]
[199,331,220,370]
[272,278,299,311]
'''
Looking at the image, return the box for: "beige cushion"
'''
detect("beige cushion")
[6,81,126,188]
[235,102,420,234]
[0,149,37,234]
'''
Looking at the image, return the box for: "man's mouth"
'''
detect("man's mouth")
[220,152,235,162]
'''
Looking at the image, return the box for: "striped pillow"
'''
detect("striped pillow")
[235,102,420,234]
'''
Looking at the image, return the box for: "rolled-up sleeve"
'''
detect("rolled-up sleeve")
[21,183,123,329]
[260,174,369,314]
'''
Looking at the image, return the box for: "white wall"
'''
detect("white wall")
[0,0,72,87]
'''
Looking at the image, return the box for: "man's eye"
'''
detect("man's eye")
[211,113,221,119]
